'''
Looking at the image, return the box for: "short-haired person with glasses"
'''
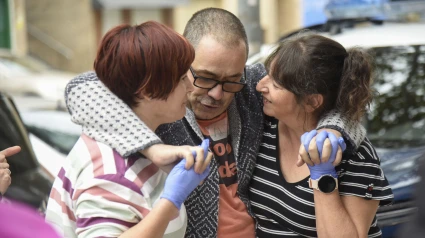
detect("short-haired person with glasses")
[189,67,246,93]
[63,8,367,237]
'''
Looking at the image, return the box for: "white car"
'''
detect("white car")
[248,22,425,65]
[0,55,75,109]
[20,110,81,176]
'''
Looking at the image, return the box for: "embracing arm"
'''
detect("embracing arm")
[66,72,203,171]
[119,199,179,238]
[317,110,366,151]
[122,145,212,238]
[65,72,162,157]
[314,190,379,237]
[311,138,393,237]
[73,176,180,238]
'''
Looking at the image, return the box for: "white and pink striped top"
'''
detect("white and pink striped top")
[45,134,187,238]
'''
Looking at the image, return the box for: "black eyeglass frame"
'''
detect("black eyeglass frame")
[189,66,247,93]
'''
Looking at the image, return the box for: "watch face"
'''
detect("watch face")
[318,175,337,193]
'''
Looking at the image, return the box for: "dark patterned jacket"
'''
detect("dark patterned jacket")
[65,63,365,238]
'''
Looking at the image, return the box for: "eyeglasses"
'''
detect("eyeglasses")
[189,67,246,93]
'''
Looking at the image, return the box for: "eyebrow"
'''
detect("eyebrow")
[194,68,243,79]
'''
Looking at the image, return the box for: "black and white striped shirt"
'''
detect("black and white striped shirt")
[249,117,394,237]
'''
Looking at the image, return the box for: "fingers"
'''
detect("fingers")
[296,154,305,167]
[0,146,21,158]
[302,130,317,153]
[184,150,196,170]
[200,152,213,176]
[200,139,210,159]
[298,143,314,166]
[332,138,346,166]
[333,146,343,167]
[338,137,347,151]
[300,131,316,166]
[192,147,206,173]
[302,130,321,165]
[308,137,321,165]
[0,168,12,185]
[0,162,9,169]
[327,133,339,164]
[315,131,328,159]
[321,139,332,162]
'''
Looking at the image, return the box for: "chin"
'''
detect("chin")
[262,108,273,117]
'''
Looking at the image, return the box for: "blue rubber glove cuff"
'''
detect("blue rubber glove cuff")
[160,139,210,209]
[302,130,345,180]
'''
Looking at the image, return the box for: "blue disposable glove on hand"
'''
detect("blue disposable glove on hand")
[301,130,346,180]
[160,139,210,209]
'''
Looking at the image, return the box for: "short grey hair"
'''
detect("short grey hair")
[183,8,249,57]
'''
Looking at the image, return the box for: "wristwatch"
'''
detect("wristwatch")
[309,175,338,194]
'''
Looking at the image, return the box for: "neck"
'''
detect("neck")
[132,103,161,131]
[277,112,318,159]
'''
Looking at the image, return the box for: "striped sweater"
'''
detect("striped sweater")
[45,134,187,238]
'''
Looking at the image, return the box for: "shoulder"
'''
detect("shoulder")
[65,71,99,96]
[348,138,381,165]
[338,137,393,204]
[66,134,132,177]
[245,63,267,84]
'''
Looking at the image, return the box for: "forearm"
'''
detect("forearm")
[314,191,360,238]
[65,73,163,157]
[317,110,366,151]
[119,199,178,238]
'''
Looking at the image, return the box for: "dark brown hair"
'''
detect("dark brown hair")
[183,8,249,57]
[265,33,373,122]
[94,21,195,107]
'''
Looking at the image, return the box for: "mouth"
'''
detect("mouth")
[201,103,219,109]
[263,97,271,104]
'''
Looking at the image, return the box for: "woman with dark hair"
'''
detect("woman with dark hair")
[45,21,212,238]
[249,33,394,237]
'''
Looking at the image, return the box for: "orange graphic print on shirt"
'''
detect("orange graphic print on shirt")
[197,112,255,238]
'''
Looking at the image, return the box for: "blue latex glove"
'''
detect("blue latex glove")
[314,130,347,159]
[160,139,210,209]
[301,130,346,180]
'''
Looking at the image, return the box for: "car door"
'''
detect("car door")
[0,92,53,214]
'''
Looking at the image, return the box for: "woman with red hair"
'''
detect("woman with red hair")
[45,21,212,238]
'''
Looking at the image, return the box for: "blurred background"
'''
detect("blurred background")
[0,0,424,237]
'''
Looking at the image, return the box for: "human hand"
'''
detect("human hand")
[160,139,212,209]
[297,131,346,179]
[140,143,211,174]
[0,146,21,195]
[297,130,346,167]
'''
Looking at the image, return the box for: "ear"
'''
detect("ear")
[304,94,323,113]
[135,90,152,101]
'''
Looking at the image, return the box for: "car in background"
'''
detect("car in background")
[247,21,425,237]
[19,110,81,177]
[0,53,75,110]
[324,0,425,22]
[0,92,53,214]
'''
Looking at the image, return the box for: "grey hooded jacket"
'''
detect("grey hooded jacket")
[65,63,365,238]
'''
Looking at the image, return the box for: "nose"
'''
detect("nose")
[207,84,224,100]
[185,77,194,93]
[256,75,269,93]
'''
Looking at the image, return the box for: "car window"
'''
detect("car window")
[26,125,80,155]
[0,94,39,175]
[366,45,425,148]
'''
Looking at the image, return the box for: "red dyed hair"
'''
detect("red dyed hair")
[94,21,195,107]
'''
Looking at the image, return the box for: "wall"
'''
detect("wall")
[26,0,97,73]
